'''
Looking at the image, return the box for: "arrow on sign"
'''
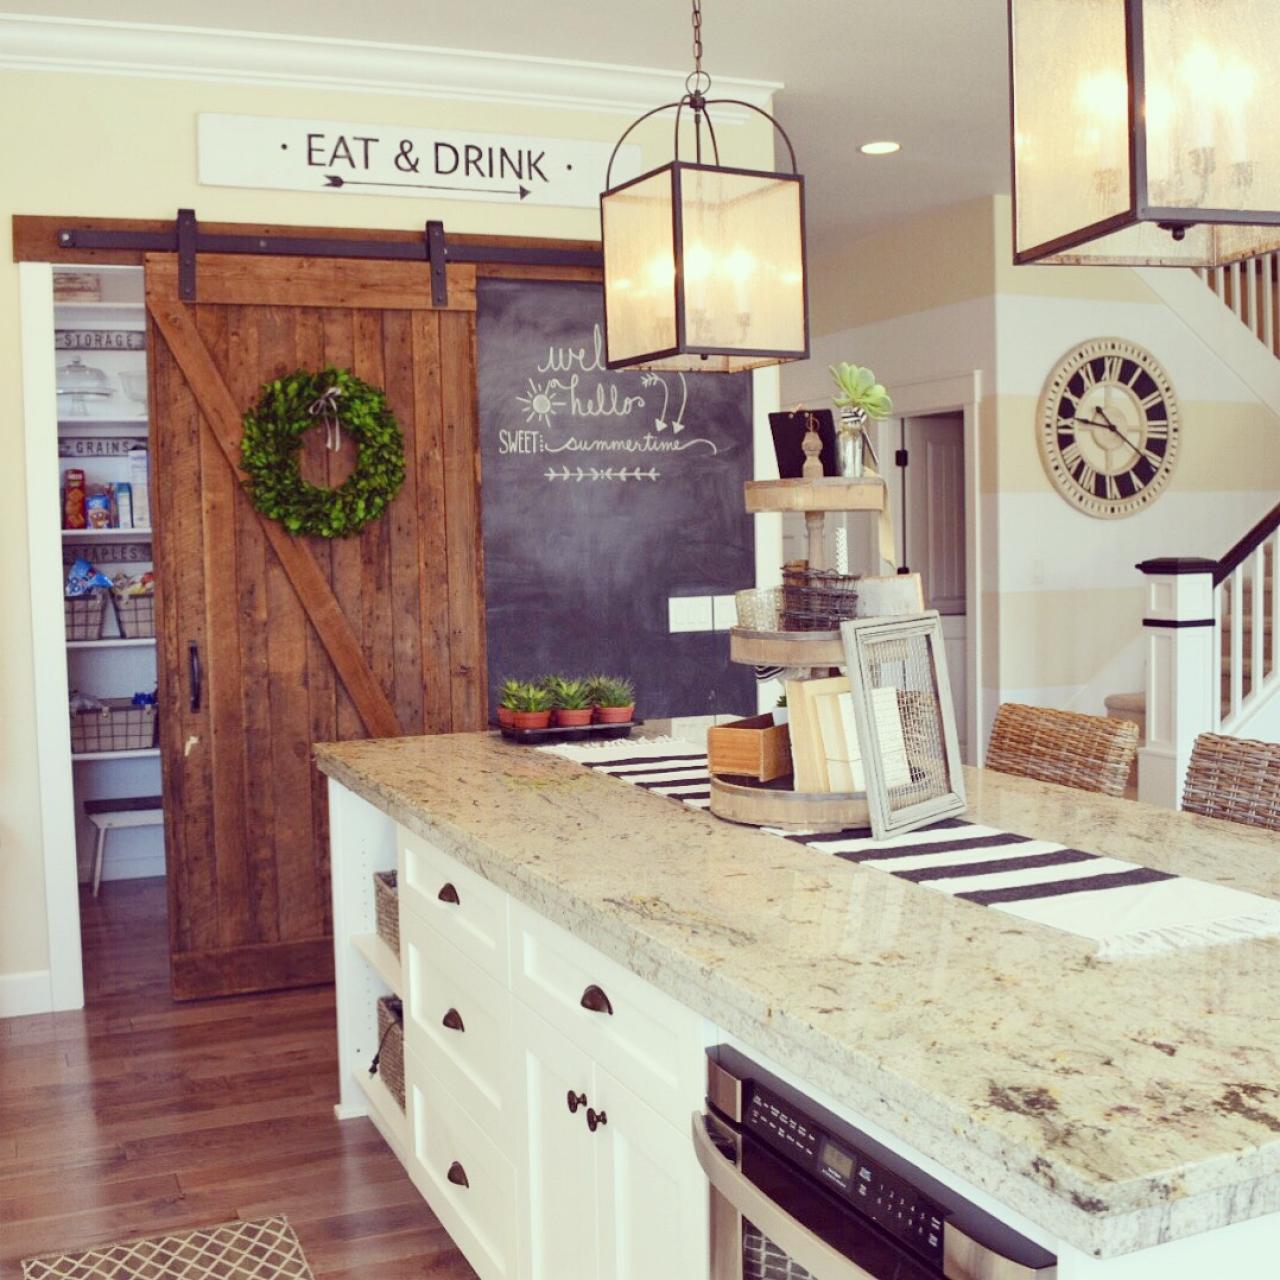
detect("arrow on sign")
[544,466,661,483]
[324,174,531,200]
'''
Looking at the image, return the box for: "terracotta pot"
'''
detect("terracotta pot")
[594,704,635,725]
[554,708,594,728]
[512,710,552,730]
[497,706,515,728]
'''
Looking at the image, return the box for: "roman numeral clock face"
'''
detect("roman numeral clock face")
[1038,339,1181,519]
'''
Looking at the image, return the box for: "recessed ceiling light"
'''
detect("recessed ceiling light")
[859,141,901,156]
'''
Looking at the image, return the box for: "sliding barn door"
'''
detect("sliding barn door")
[144,254,486,999]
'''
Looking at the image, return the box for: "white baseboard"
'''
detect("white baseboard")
[0,969,53,1018]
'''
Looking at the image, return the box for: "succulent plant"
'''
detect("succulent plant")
[829,362,893,419]
[499,678,524,710]
[511,682,555,713]
[592,676,635,708]
[549,678,592,711]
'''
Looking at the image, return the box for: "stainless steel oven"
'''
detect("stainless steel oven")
[695,1047,1057,1280]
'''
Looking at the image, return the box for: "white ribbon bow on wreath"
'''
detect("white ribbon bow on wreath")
[308,385,345,452]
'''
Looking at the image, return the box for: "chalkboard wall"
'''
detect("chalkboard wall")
[477,278,755,720]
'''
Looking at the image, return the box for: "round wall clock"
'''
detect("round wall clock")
[1037,338,1181,519]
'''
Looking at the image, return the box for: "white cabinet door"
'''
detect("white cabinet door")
[517,1003,601,1280]
[595,1065,708,1280]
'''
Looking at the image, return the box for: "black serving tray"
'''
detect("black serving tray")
[493,719,642,745]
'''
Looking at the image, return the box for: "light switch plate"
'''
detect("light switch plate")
[668,595,713,633]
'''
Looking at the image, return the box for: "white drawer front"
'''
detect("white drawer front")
[406,1047,518,1280]
[398,824,508,982]
[402,910,515,1149]
[509,900,705,1127]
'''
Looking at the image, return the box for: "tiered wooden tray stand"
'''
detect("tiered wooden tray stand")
[710,476,887,833]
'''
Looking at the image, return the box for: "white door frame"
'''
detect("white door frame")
[875,371,985,762]
[20,261,85,1012]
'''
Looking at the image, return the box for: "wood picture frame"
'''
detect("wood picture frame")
[839,611,966,840]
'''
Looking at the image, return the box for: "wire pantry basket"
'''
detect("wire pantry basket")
[64,591,108,641]
[69,698,157,754]
[782,563,859,632]
[113,592,156,639]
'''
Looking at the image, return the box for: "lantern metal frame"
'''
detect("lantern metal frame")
[1007,0,1280,266]
[599,89,810,372]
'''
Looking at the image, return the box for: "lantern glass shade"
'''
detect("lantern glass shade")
[601,161,808,372]
[1010,0,1280,266]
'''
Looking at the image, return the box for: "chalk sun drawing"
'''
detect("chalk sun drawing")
[515,378,566,428]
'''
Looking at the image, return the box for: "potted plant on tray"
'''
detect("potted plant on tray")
[548,677,594,728]
[497,678,523,728]
[510,682,555,731]
[590,676,636,725]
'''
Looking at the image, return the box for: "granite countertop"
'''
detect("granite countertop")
[315,732,1280,1260]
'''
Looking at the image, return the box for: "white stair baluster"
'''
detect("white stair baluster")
[1230,567,1244,719]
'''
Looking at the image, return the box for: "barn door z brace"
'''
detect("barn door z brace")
[56,209,602,306]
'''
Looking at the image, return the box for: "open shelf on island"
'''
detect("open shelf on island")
[709,773,870,834]
[745,476,886,514]
[355,1068,408,1162]
[729,627,845,668]
[353,932,402,997]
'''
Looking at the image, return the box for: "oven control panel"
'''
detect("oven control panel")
[745,1084,947,1265]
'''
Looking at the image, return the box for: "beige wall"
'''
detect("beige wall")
[0,65,772,991]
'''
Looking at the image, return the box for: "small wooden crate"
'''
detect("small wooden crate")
[376,995,405,1111]
[373,871,399,956]
[708,714,792,783]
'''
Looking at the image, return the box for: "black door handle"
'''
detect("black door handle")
[188,641,201,712]
[580,984,613,1016]
[586,1107,608,1133]
[438,882,460,905]
[447,1161,469,1188]
[566,1090,587,1114]
[442,1008,465,1032]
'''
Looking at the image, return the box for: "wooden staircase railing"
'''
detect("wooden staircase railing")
[1196,256,1280,358]
[1136,501,1280,807]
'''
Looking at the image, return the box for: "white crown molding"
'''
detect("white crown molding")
[0,14,778,120]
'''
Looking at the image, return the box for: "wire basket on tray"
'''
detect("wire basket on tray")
[781,563,859,631]
[64,591,109,642]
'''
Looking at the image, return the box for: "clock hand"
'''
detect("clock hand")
[1073,413,1143,460]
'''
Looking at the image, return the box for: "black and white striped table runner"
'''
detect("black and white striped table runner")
[547,739,1280,959]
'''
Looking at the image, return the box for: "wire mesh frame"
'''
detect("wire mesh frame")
[840,611,966,840]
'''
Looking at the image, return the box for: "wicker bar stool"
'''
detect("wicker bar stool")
[1182,733,1280,832]
[986,703,1139,798]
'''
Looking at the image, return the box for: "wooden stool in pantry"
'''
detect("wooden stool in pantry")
[83,795,163,896]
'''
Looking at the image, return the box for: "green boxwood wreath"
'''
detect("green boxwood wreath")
[240,366,406,538]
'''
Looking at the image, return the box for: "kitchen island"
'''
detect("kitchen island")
[315,731,1280,1280]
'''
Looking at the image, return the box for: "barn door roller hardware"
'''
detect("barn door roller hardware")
[56,209,603,306]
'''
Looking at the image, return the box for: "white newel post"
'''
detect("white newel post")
[1137,558,1217,809]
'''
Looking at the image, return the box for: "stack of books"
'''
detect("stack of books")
[785,675,911,795]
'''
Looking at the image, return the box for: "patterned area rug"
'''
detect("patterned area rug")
[22,1215,314,1280]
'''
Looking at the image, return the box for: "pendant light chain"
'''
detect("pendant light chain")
[688,0,710,163]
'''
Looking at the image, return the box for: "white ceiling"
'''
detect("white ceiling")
[15,0,1013,241]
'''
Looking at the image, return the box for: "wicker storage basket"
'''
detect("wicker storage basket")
[69,698,157,754]
[373,871,399,956]
[65,591,108,642]
[113,592,156,639]
[376,995,405,1111]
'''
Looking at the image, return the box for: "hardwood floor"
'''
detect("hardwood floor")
[0,878,478,1278]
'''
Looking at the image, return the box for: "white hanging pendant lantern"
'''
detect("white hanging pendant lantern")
[600,0,809,371]
[1009,0,1280,266]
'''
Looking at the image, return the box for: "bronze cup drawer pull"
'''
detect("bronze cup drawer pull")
[586,1107,608,1133]
[580,984,614,1016]
[442,1007,465,1033]
[566,1090,587,1114]
[447,1161,469,1188]
[438,882,461,905]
